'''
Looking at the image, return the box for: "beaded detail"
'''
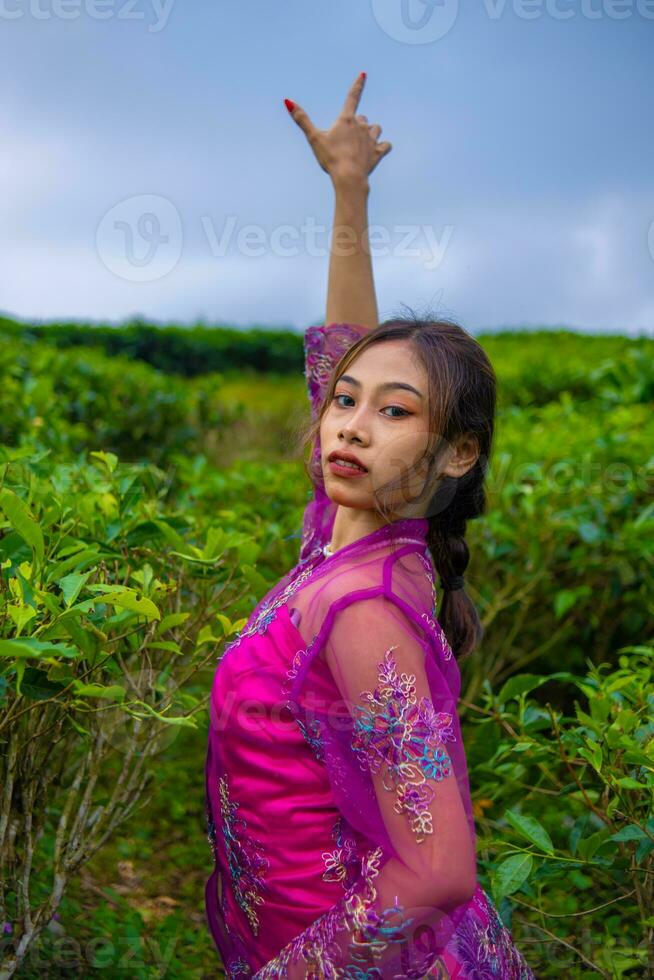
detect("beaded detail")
[218,775,269,937]
[351,647,456,844]
[446,888,536,979]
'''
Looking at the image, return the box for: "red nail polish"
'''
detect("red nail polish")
[284,99,296,113]
[360,72,366,80]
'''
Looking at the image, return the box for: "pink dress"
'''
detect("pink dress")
[204,324,535,978]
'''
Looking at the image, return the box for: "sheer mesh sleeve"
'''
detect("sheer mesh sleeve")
[299,323,370,562]
[255,577,478,978]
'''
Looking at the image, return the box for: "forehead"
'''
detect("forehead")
[343,339,425,384]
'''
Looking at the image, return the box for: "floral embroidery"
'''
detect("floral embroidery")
[226,957,252,979]
[253,847,420,978]
[218,775,269,937]
[205,796,217,854]
[421,612,454,662]
[351,647,456,843]
[296,715,324,763]
[304,322,368,418]
[446,888,535,979]
[417,551,439,612]
[322,816,360,887]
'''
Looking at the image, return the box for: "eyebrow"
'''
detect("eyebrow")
[336,374,424,400]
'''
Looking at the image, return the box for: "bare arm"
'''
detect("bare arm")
[285,72,392,332]
[326,179,378,330]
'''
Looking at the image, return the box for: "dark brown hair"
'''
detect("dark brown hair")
[298,307,497,662]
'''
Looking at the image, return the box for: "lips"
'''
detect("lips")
[327,450,368,472]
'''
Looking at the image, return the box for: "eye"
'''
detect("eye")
[332,394,410,418]
[381,405,410,418]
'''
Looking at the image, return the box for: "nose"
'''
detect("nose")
[338,419,370,445]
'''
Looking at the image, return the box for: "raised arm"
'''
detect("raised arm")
[285,72,392,330]
[327,171,378,329]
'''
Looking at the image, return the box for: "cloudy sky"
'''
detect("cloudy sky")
[1,0,652,334]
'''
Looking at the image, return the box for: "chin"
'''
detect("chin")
[324,478,370,508]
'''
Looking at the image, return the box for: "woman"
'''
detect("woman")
[204,72,535,978]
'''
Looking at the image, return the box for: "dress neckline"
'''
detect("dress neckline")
[319,515,429,564]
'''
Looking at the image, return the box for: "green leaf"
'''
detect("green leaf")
[58,571,91,608]
[494,853,533,900]
[87,586,160,621]
[0,487,44,565]
[0,638,79,660]
[576,830,608,861]
[554,590,578,618]
[215,613,232,636]
[497,674,546,704]
[608,824,648,843]
[90,450,119,473]
[156,612,190,635]
[504,809,555,855]
[146,641,183,655]
[579,742,603,773]
[20,667,68,701]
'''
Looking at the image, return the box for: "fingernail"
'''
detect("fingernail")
[360,72,366,80]
[284,99,296,113]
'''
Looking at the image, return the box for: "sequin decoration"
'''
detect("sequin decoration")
[218,775,269,937]
[446,888,536,979]
[351,647,456,843]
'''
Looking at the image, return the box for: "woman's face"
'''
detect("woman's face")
[319,339,432,519]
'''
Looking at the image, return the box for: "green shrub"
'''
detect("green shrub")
[467,643,654,978]
[0,334,235,465]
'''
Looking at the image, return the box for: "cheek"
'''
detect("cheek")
[374,423,429,465]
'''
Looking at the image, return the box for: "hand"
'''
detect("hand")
[285,72,392,189]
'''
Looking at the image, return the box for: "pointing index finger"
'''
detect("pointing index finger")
[342,72,366,118]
